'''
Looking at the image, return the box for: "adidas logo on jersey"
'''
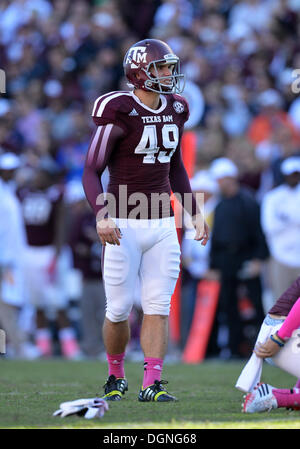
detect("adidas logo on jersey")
[129,108,139,116]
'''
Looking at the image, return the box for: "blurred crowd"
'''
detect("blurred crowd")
[0,0,300,360]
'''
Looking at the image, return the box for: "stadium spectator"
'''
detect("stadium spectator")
[209,157,269,358]
[225,136,263,194]
[115,0,161,40]
[248,89,299,146]
[0,100,24,154]
[261,156,300,302]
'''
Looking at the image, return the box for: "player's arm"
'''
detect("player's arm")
[255,296,300,358]
[82,123,124,246]
[169,134,209,246]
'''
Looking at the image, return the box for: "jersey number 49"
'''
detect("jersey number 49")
[134,124,179,164]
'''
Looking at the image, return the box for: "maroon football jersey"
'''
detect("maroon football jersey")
[84,90,195,219]
[269,276,300,316]
[18,185,63,246]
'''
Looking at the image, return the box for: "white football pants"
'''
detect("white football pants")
[102,217,181,322]
[23,245,70,309]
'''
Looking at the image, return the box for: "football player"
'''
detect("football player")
[18,164,80,359]
[82,39,209,402]
[237,276,300,413]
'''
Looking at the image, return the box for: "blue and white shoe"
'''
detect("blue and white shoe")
[243,383,278,413]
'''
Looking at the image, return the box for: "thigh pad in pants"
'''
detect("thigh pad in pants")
[103,243,139,322]
[140,233,181,316]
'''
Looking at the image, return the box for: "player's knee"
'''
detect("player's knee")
[105,301,133,322]
[142,294,171,316]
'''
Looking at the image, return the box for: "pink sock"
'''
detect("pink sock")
[107,352,125,378]
[273,388,300,408]
[143,357,163,388]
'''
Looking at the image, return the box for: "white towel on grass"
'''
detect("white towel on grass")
[53,397,109,419]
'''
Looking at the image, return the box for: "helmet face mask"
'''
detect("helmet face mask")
[143,56,185,94]
[123,39,185,94]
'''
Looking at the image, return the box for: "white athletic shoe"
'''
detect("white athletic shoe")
[242,383,278,413]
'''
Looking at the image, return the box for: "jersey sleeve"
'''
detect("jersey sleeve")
[268,276,300,316]
[82,123,124,219]
[91,92,127,131]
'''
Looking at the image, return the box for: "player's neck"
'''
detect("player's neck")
[133,89,161,110]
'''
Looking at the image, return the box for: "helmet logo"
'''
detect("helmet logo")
[173,101,184,113]
[125,46,147,68]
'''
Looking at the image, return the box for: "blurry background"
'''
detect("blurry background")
[0,0,300,362]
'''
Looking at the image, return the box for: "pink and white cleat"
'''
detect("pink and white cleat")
[242,383,278,413]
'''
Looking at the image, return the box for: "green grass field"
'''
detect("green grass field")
[0,359,299,429]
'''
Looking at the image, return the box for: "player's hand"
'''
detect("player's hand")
[96,217,122,246]
[192,215,210,246]
[254,338,281,358]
